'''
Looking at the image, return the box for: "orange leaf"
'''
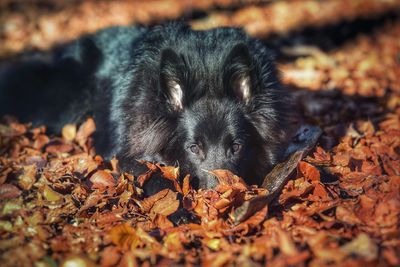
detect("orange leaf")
[154,214,174,229]
[182,174,191,196]
[276,227,298,256]
[158,165,179,181]
[149,189,179,217]
[136,161,158,187]
[229,205,268,234]
[312,146,331,164]
[141,189,179,217]
[158,165,182,193]
[312,183,329,200]
[100,246,121,267]
[109,223,140,250]
[140,189,170,212]
[298,161,320,182]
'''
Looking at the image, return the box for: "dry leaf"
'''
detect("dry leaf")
[76,118,96,148]
[0,184,21,200]
[90,170,115,190]
[62,124,77,142]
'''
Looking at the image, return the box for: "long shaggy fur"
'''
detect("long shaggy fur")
[0,22,293,189]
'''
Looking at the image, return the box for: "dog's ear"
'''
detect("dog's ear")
[223,43,253,104]
[159,48,184,111]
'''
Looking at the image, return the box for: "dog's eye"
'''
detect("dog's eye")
[231,143,242,154]
[189,144,200,155]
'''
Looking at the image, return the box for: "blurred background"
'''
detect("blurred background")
[1,0,399,149]
[1,1,399,58]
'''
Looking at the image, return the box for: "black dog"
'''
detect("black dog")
[0,22,292,189]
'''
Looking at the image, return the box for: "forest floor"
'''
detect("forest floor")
[0,1,399,266]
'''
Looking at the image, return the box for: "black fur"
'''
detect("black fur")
[0,22,292,189]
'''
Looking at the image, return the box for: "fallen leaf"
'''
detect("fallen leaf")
[17,165,37,190]
[45,140,74,154]
[62,124,77,142]
[76,118,96,148]
[42,185,64,202]
[90,170,115,190]
[298,161,320,182]
[109,223,140,250]
[0,184,21,200]
[340,233,378,261]
[154,214,174,229]
[149,189,179,217]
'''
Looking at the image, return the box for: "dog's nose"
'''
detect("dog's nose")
[204,172,219,189]
[198,170,219,189]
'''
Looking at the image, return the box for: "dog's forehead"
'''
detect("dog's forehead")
[182,98,245,140]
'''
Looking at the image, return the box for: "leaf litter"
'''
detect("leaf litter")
[0,3,400,267]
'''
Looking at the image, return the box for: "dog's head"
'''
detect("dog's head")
[157,40,291,188]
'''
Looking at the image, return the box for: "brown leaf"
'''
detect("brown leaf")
[93,211,124,226]
[158,164,182,193]
[163,232,184,251]
[311,183,329,200]
[109,224,159,250]
[233,195,271,224]
[0,184,21,200]
[76,118,96,148]
[141,189,180,218]
[118,251,138,267]
[90,170,115,190]
[332,152,350,167]
[230,205,268,234]
[357,120,375,137]
[79,191,104,213]
[276,227,298,256]
[262,149,304,192]
[213,198,231,211]
[356,195,376,223]
[0,122,26,137]
[140,189,170,212]
[45,140,74,153]
[311,146,332,164]
[382,247,400,266]
[158,165,179,181]
[109,223,139,250]
[33,134,50,150]
[70,154,99,174]
[17,164,37,190]
[100,246,121,267]
[154,214,174,229]
[279,178,314,204]
[136,162,159,187]
[182,174,191,196]
[149,189,179,217]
